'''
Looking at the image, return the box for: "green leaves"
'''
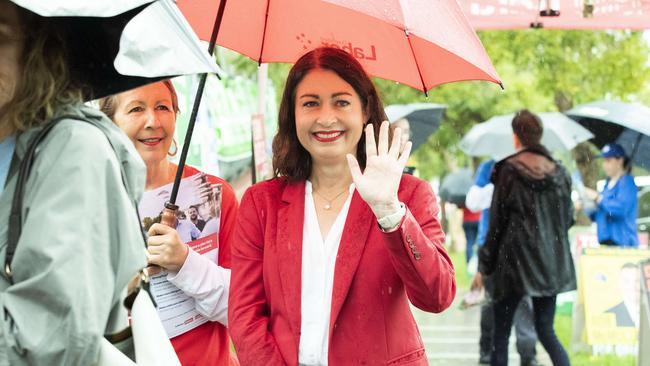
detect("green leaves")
[379,30,650,180]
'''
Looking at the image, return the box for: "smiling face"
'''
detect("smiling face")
[294,69,365,165]
[187,206,199,221]
[112,82,176,167]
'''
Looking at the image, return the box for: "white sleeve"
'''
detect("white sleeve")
[465,184,494,212]
[166,249,230,326]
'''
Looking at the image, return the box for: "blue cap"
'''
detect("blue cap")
[600,143,627,158]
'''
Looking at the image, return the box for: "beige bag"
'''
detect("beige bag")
[98,279,181,366]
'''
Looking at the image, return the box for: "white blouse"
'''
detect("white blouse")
[298,181,355,366]
[166,248,230,326]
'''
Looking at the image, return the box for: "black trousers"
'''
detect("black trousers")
[492,294,570,366]
[480,276,537,362]
[480,297,537,361]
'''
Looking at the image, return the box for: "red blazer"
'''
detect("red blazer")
[228,174,456,365]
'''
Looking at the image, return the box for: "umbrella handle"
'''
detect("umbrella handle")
[160,202,179,229]
[145,202,179,276]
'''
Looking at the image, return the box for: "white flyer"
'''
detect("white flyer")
[138,173,222,338]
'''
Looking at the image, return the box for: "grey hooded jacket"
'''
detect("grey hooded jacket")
[0,104,147,365]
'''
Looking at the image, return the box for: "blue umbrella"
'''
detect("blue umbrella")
[566,101,650,170]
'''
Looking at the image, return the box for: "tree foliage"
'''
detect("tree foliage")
[393,30,650,180]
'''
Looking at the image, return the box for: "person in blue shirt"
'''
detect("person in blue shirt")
[585,143,639,247]
[473,159,495,248]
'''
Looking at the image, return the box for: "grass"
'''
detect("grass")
[448,249,638,366]
[449,250,471,290]
[554,314,636,366]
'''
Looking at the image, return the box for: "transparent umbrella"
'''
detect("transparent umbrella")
[460,112,594,159]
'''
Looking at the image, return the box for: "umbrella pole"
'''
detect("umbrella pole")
[168,0,228,205]
[404,30,428,97]
[628,132,643,170]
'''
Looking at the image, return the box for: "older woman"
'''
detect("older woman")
[99,81,238,365]
[0,1,145,364]
[228,47,456,365]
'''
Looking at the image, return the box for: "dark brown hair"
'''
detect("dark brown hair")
[512,109,543,147]
[272,47,387,180]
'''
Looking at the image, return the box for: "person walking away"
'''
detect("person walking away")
[467,159,539,366]
[479,110,576,366]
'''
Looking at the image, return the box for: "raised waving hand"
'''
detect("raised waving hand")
[346,121,412,219]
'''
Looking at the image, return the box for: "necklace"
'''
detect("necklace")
[313,188,348,210]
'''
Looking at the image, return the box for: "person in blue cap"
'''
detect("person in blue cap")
[584,143,639,247]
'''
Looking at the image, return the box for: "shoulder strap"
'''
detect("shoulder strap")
[6,115,77,281]
[5,115,148,283]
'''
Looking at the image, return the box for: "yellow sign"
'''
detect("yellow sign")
[579,248,650,350]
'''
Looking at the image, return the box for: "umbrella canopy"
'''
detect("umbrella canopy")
[439,168,474,206]
[12,0,219,99]
[177,0,502,93]
[566,100,650,170]
[459,112,594,159]
[385,103,446,151]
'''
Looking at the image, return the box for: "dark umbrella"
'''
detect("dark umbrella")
[385,103,446,152]
[61,6,165,100]
[12,0,219,100]
[439,168,474,206]
[566,100,650,170]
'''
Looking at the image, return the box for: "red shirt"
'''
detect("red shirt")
[170,165,238,366]
[463,208,481,222]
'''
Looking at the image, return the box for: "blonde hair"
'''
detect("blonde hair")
[98,80,180,121]
[5,8,83,132]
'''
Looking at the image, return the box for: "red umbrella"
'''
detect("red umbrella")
[178,0,502,92]
[165,0,502,209]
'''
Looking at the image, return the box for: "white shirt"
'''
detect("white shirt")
[176,219,201,243]
[298,181,354,366]
[465,183,494,212]
[167,248,230,326]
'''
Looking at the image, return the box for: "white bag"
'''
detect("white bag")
[97,289,181,366]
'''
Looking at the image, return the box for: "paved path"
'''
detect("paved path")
[413,291,553,366]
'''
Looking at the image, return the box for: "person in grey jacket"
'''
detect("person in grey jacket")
[0,1,146,364]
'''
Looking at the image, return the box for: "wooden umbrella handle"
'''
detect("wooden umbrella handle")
[160,202,179,228]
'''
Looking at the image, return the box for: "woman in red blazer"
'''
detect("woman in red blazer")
[229,47,456,365]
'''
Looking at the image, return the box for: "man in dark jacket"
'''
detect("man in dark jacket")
[479,110,576,366]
